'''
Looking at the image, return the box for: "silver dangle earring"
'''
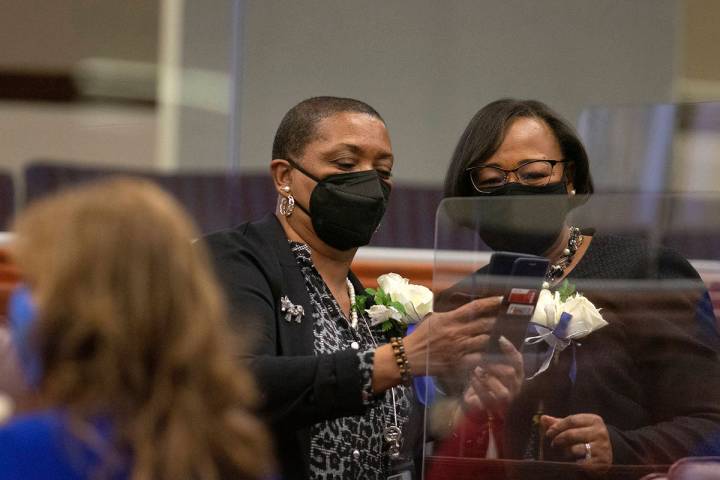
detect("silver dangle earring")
[279,185,295,217]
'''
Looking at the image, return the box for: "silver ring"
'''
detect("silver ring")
[584,442,592,461]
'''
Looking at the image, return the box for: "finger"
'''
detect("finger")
[484,363,516,381]
[569,443,601,464]
[469,372,486,396]
[551,426,597,448]
[570,443,611,466]
[498,336,524,373]
[451,296,503,322]
[469,370,500,409]
[545,414,599,439]
[463,387,485,411]
[458,333,491,354]
[483,363,520,394]
[461,353,486,368]
[482,375,511,405]
[456,317,495,336]
[540,415,560,432]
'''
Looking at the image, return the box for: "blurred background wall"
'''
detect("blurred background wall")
[0,0,719,209]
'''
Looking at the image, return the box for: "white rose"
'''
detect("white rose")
[365,304,403,326]
[395,283,434,322]
[377,273,433,323]
[562,294,607,338]
[377,273,409,296]
[531,289,559,328]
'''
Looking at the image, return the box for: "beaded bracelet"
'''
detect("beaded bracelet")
[390,337,412,386]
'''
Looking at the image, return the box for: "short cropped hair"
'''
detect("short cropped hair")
[272,96,384,160]
[444,98,594,197]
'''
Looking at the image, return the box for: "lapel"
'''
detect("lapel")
[250,214,370,356]
[253,214,315,357]
[277,260,315,357]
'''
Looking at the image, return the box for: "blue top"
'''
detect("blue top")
[0,411,127,480]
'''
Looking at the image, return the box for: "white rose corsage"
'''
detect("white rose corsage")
[525,280,607,382]
[353,273,433,337]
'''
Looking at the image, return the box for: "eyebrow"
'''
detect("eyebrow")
[481,158,547,168]
[323,143,394,161]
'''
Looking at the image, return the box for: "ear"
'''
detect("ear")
[270,159,293,195]
[564,162,576,194]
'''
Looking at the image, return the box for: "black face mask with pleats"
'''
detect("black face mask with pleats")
[474,182,571,255]
[286,159,391,251]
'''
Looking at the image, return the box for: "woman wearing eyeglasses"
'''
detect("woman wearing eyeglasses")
[435,99,720,468]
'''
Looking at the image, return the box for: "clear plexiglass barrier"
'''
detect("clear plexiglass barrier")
[420,193,720,480]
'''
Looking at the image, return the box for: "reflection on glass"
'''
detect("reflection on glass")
[425,194,720,479]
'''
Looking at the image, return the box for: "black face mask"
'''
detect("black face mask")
[286,159,391,250]
[474,182,571,255]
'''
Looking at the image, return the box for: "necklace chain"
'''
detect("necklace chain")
[545,226,583,283]
[345,278,401,459]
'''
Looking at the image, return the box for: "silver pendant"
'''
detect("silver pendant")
[384,425,403,459]
[280,296,304,323]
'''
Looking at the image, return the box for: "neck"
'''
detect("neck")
[275,212,355,289]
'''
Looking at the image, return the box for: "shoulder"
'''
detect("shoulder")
[576,234,702,281]
[203,214,281,257]
[202,214,288,276]
[201,214,293,312]
[0,410,64,446]
[582,234,646,264]
[0,412,75,478]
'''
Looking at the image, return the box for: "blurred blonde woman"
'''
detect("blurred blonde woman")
[0,178,274,480]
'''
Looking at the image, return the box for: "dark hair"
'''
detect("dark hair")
[272,96,385,160]
[444,98,594,197]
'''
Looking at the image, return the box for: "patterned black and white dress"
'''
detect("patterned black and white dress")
[290,242,412,479]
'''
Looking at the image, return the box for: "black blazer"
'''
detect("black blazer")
[204,214,369,480]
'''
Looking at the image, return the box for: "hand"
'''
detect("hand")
[542,414,613,466]
[404,296,502,378]
[463,336,524,415]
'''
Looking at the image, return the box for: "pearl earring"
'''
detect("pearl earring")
[570,189,576,195]
[282,185,290,193]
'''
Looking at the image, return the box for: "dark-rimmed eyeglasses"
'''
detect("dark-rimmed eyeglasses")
[466,159,570,193]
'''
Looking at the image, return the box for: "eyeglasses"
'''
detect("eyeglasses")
[466,159,570,193]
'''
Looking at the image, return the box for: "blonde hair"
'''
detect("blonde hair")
[12,177,273,480]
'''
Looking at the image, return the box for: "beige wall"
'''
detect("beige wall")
[0,0,684,187]
[0,0,158,70]
[683,0,720,81]
[237,0,679,184]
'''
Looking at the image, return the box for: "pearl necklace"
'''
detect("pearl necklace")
[345,277,403,460]
[545,226,583,283]
[346,278,359,329]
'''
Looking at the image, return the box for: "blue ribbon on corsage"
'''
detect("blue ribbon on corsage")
[524,312,588,384]
[406,323,436,406]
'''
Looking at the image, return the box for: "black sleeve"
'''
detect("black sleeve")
[202,230,368,429]
[608,248,720,464]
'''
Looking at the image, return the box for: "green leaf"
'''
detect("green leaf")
[389,301,407,315]
[375,287,390,306]
[558,279,577,302]
[353,294,368,313]
[365,288,377,296]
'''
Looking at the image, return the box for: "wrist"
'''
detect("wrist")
[370,344,402,393]
[390,337,412,386]
[403,329,426,376]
